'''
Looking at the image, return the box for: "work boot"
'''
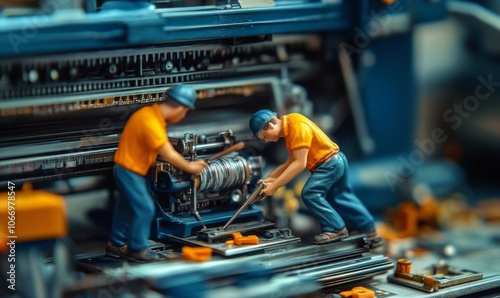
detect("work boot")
[105,242,128,258]
[126,249,163,262]
[351,230,384,248]
[314,227,349,244]
[364,231,384,248]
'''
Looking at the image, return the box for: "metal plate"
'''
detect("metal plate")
[170,225,301,257]
[196,220,276,242]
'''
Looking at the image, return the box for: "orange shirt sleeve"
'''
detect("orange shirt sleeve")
[114,104,168,176]
[288,121,313,151]
[143,119,168,151]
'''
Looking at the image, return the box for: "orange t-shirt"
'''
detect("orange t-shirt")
[282,113,339,172]
[114,103,167,176]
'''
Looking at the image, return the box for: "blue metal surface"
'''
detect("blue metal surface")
[0,1,354,58]
[413,0,448,23]
[359,33,416,156]
[151,206,263,238]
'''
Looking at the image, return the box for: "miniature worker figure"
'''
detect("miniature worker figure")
[249,109,379,244]
[107,84,207,261]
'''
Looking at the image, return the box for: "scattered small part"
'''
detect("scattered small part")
[230,231,259,245]
[182,246,213,262]
[397,258,412,274]
[339,286,375,298]
[352,286,375,298]
[234,234,259,245]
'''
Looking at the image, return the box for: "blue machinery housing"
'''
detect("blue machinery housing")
[0,0,446,157]
[0,1,453,296]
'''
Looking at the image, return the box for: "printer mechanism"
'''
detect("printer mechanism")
[0,1,424,296]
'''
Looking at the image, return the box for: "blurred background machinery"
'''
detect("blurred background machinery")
[0,0,499,297]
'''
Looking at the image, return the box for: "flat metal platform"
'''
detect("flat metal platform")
[69,225,500,297]
[68,234,392,297]
[170,221,301,256]
[196,220,277,242]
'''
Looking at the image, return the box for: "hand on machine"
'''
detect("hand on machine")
[191,139,265,229]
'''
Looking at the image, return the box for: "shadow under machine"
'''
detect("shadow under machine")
[0,0,451,297]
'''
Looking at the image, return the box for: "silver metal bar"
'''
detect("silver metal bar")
[221,181,266,230]
[338,47,375,155]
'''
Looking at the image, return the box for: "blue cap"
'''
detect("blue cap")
[249,109,277,137]
[166,84,197,109]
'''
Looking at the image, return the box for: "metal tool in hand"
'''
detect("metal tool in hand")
[221,181,267,230]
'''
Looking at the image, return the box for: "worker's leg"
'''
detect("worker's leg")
[110,165,155,251]
[326,152,375,232]
[109,165,132,247]
[302,156,346,232]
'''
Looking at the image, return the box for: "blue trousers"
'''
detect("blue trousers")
[301,152,375,233]
[110,165,155,251]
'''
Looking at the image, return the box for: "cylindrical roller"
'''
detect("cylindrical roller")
[197,156,249,193]
[397,258,412,274]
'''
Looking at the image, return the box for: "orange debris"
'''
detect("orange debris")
[182,246,213,262]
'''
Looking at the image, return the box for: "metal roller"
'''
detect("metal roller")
[197,156,249,193]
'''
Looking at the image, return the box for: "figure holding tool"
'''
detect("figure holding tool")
[248,109,381,245]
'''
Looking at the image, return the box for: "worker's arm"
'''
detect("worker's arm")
[157,141,206,174]
[263,156,294,183]
[261,148,308,196]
